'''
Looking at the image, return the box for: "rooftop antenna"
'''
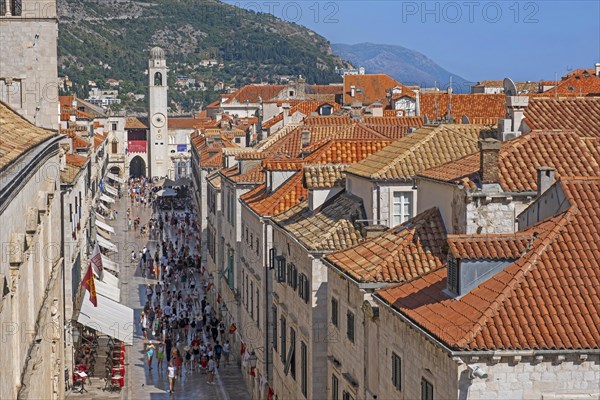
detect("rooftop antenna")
[434,81,438,123]
[447,76,453,123]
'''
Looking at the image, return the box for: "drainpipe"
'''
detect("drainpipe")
[263,219,270,383]
[375,185,381,224]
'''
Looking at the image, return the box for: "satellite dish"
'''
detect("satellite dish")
[503,77,518,96]
[461,115,470,124]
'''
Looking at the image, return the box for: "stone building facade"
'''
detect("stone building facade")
[0,0,59,130]
[0,104,65,399]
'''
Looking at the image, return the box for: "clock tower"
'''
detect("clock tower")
[148,47,169,178]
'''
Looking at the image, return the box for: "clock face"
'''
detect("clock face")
[152,113,166,128]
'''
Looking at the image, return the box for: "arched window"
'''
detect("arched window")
[154,72,162,86]
[111,139,118,154]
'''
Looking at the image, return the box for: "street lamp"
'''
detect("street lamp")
[248,351,257,369]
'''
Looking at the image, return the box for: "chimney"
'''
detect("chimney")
[536,166,555,196]
[301,130,310,148]
[371,102,383,117]
[596,63,600,77]
[364,225,387,239]
[282,103,290,126]
[506,96,529,133]
[479,138,501,184]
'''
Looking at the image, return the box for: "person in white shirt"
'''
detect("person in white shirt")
[167,362,176,393]
[207,357,216,384]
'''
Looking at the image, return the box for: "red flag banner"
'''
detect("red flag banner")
[81,263,98,307]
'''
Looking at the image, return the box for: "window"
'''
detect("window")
[342,391,353,400]
[256,288,260,326]
[256,238,259,256]
[346,311,355,342]
[272,306,278,351]
[301,341,308,397]
[250,280,254,317]
[154,72,163,86]
[421,378,434,400]
[331,375,339,400]
[331,298,339,327]
[227,249,234,289]
[286,327,296,379]
[111,140,118,153]
[392,191,413,225]
[250,233,253,248]
[280,317,287,364]
[447,256,460,295]
[392,352,401,390]
[299,273,310,303]
[269,248,276,269]
[276,256,286,283]
[112,122,117,131]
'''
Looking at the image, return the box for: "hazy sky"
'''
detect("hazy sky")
[224,0,600,81]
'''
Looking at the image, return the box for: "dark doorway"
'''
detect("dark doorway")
[129,156,146,178]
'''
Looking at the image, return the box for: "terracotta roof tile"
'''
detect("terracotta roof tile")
[93,133,106,149]
[273,192,366,252]
[419,93,505,123]
[538,69,600,97]
[376,177,600,350]
[326,208,447,283]
[207,171,221,189]
[225,85,285,104]
[304,116,353,125]
[221,163,264,184]
[420,131,600,192]
[125,117,147,129]
[0,101,58,170]
[303,164,348,189]
[343,74,404,105]
[524,97,600,138]
[65,153,89,168]
[347,124,494,181]
[448,234,533,260]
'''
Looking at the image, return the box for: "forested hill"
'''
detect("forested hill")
[57,0,349,112]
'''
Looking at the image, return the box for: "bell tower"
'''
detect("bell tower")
[148,47,169,178]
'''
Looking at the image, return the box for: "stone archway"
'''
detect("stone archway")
[129,156,146,178]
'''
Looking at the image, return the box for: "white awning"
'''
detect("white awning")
[99,194,115,204]
[100,254,119,273]
[107,172,125,184]
[95,212,106,221]
[77,294,133,345]
[94,269,119,287]
[97,202,110,213]
[97,228,111,240]
[105,184,118,197]
[97,236,118,252]
[95,279,121,302]
[95,219,115,234]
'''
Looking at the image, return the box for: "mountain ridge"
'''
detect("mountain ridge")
[332,42,472,93]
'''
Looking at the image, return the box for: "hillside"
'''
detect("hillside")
[332,43,471,93]
[57,0,348,113]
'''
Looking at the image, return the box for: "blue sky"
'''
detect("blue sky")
[224,0,600,81]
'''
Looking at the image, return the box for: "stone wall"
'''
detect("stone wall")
[459,355,600,400]
[0,144,65,400]
[465,195,533,234]
[374,305,459,400]
[0,18,58,130]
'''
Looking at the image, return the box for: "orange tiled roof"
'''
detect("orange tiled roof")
[419,131,600,192]
[225,85,285,104]
[305,116,353,125]
[273,192,366,252]
[66,153,89,168]
[303,164,348,189]
[262,113,283,129]
[376,177,600,351]
[447,233,533,260]
[0,101,58,170]
[343,74,403,105]
[419,93,505,122]
[93,133,106,149]
[221,163,264,184]
[125,117,147,129]
[243,138,393,217]
[539,69,600,97]
[325,208,447,283]
[59,95,74,108]
[168,118,204,129]
[523,97,600,138]
[347,124,494,181]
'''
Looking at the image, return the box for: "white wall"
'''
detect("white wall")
[417,178,458,233]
